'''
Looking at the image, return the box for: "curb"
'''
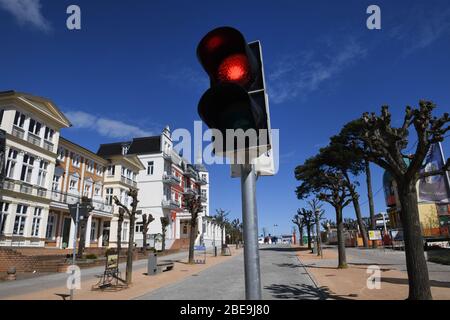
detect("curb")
[294,252,328,300]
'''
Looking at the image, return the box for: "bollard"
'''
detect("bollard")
[147,252,157,275]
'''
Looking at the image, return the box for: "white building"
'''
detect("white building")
[96,126,223,250]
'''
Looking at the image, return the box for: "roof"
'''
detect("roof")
[60,137,107,164]
[97,136,161,157]
[128,136,160,154]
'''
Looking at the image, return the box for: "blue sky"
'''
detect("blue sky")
[1,0,449,236]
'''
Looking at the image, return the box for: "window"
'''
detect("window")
[44,127,54,141]
[147,161,154,175]
[83,183,92,197]
[6,148,18,179]
[37,160,48,187]
[202,174,207,180]
[13,204,28,236]
[96,165,103,176]
[28,119,41,135]
[46,214,55,239]
[31,207,42,237]
[52,175,61,191]
[71,153,80,167]
[0,202,10,235]
[120,189,128,206]
[20,154,35,183]
[94,184,101,197]
[90,220,98,241]
[69,178,78,192]
[105,188,113,205]
[121,167,126,177]
[122,221,128,240]
[135,222,143,233]
[107,165,115,176]
[13,111,25,128]
[57,147,65,161]
[86,160,94,173]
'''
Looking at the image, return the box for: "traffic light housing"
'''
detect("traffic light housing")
[197,27,271,158]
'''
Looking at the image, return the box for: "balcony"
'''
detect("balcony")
[183,187,197,197]
[161,199,183,212]
[1,179,48,199]
[162,152,172,161]
[200,194,208,202]
[162,172,181,186]
[12,126,25,139]
[184,165,198,179]
[198,176,208,185]
[120,176,137,188]
[50,190,113,215]
[27,132,41,147]
[43,140,54,152]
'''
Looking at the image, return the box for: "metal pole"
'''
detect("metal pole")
[240,164,261,300]
[70,202,79,300]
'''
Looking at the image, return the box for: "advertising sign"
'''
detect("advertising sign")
[368,230,382,241]
[419,142,450,203]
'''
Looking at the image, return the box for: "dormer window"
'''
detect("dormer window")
[121,143,130,155]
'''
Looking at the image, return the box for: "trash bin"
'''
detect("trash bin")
[147,252,157,275]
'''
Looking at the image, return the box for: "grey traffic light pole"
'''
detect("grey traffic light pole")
[240,163,262,300]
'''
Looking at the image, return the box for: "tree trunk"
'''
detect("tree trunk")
[142,230,147,251]
[188,220,197,264]
[336,206,347,268]
[365,160,377,248]
[126,214,136,284]
[351,192,369,248]
[299,227,304,246]
[76,220,87,259]
[306,225,312,250]
[315,213,321,256]
[398,183,432,300]
[162,229,166,252]
[117,218,122,263]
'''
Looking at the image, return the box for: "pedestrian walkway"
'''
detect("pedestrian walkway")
[137,244,324,300]
[297,246,450,300]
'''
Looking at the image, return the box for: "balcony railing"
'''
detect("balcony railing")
[183,187,197,196]
[120,176,137,188]
[162,152,172,161]
[50,190,113,214]
[200,194,208,202]
[198,177,208,185]
[161,199,183,211]
[1,179,48,199]
[27,132,41,147]
[12,126,25,139]
[162,173,181,185]
[184,165,198,179]
[43,140,54,152]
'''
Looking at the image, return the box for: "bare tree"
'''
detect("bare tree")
[292,213,305,246]
[141,213,154,251]
[160,216,170,252]
[341,101,449,299]
[113,188,139,284]
[213,209,230,254]
[183,194,202,264]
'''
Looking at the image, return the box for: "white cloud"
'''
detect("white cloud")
[0,0,51,32]
[267,39,367,104]
[390,5,450,54]
[65,111,154,139]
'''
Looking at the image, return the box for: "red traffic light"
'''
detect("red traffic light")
[197,27,259,90]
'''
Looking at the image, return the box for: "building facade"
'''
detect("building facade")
[1,91,220,251]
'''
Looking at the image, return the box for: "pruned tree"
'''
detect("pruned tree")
[141,213,154,251]
[292,214,305,246]
[336,120,378,248]
[113,188,139,284]
[308,198,325,256]
[318,140,369,248]
[295,156,353,268]
[184,194,202,264]
[321,219,336,231]
[340,100,449,300]
[116,207,125,261]
[160,216,170,252]
[213,209,230,254]
[296,208,314,249]
[230,218,242,248]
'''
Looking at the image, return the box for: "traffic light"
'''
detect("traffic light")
[197,27,271,157]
